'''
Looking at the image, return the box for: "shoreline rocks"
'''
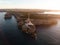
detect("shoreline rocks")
[4,12,12,19]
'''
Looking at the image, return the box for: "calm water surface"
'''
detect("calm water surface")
[0,12,60,45]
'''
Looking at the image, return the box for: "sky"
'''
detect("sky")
[0,0,60,10]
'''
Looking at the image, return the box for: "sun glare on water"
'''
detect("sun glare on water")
[44,12,60,15]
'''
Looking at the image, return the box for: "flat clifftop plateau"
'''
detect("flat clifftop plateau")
[14,14,57,26]
[14,14,60,19]
[30,19,57,26]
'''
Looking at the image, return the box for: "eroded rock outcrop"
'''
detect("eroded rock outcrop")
[4,12,12,19]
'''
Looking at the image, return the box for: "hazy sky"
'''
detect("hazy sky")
[0,0,60,10]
